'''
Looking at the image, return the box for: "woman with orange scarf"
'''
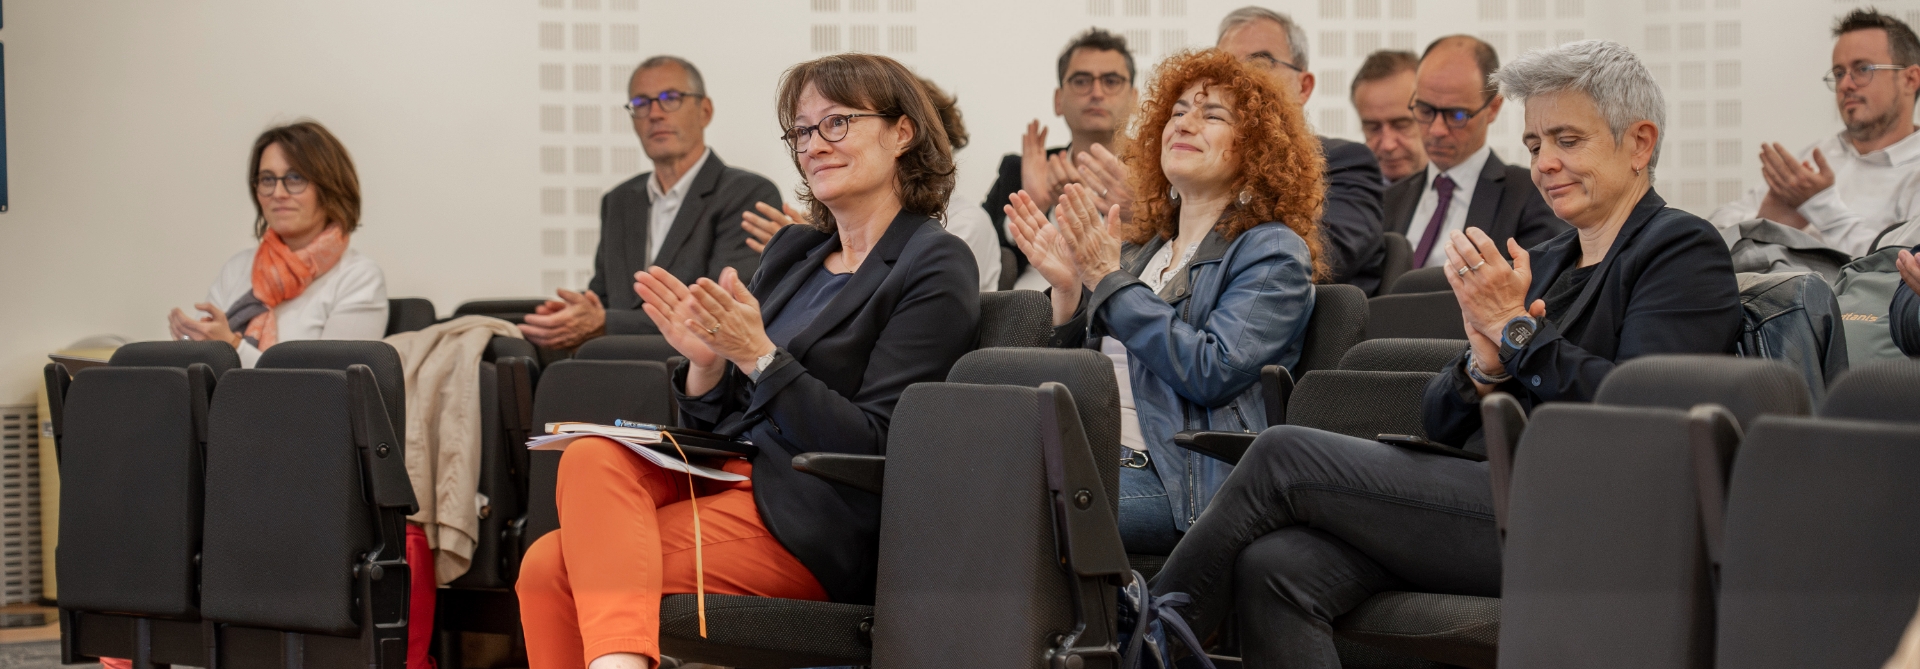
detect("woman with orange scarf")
[167,120,388,367]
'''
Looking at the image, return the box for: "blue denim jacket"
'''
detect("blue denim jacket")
[1054,222,1316,530]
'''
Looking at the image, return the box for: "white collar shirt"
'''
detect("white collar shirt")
[644,147,713,265]
[1709,130,1920,256]
[1407,145,1494,267]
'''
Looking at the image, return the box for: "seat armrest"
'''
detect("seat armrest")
[792,453,885,495]
[1173,430,1257,465]
[1261,365,1294,427]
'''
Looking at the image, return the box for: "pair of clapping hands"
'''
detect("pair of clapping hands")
[633,266,775,393]
[1003,184,1125,293]
[1441,228,1547,389]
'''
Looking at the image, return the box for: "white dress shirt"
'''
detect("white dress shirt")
[203,246,389,368]
[1103,239,1201,452]
[942,203,1003,291]
[1407,145,1494,268]
[645,147,713,265]
[1709,130,1920,257]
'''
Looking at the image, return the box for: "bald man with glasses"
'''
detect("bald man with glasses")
[1383,35,1567,270]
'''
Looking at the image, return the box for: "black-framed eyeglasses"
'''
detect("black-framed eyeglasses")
[1243,52,1305,74]
[780,113,899,153]
[625,90,704,116]
[1064,73,1131,95]
[256,172,309,197]
[1824,62,1910,91]
[1411,98,1493,130]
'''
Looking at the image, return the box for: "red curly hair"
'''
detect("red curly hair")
[1123,49,1328,280]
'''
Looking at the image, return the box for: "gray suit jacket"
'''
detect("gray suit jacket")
[588,151,782,334]
[1383,150,1568,262]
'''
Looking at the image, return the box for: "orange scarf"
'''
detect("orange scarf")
[242,225,349,350]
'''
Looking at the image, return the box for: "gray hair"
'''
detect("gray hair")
[1490,40,1666,171]
[1218,6,1310,72]
[632,55,706,96]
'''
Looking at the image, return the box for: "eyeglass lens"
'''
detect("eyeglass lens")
[256,173,308,196]
[1412,102,1477,129]
[784,114,856,153]
[1066,73,1130,94]
[627,91,689,116]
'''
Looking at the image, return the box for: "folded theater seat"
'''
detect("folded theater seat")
[656,347,1124,668]
[1698,359,1920,668]
[197,341,418,668]
[53,341,239,668]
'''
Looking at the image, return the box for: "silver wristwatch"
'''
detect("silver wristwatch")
[748,350,778,382]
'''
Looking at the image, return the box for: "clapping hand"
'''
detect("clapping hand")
[1759,143,1835,209]
[743,201,804,253]
[1020,120,1065,214]
[1052,184,1124,291]
[1442,229,1540,382]
[634,267,723,370]
[168,303,242,348]
[1899,249,1920,296]
[1005,190,1084,324]
[1074,143,1134,224]
[519,289,606,349]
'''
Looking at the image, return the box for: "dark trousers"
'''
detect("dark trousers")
[1149,426,1502,668]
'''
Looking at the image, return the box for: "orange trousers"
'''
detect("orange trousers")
[516,437,828,669]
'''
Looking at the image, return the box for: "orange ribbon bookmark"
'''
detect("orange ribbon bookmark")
[661,432,707,638]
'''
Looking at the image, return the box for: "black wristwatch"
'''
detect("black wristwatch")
[1499,314,1539,362]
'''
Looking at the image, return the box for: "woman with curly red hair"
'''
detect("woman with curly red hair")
[1007,48,1325,556]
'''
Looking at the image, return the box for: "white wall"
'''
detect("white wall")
[0,0,1906,404]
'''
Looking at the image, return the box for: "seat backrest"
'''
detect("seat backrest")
[872,382,1123,668]
[1593,355,1811,430]
[1295,284,1368,378]
[257,340,407,443]
[453,298,548,325]
[1364,292,1466,341]
[523,360,678,547]
[1339,338,1467,373]
[1389,265,1450,294]
[200,369,374,636]
[385,297,438,336]
[1377,231,1413,297]
[975,289,1052,349]
[1286,370,1435,440]
[1818,358,1920,422]
[575,334,681,363]
[109,340,242,378]
[57,366,212,618]
[1499,403,1718,669]
[1714,416,1920,668]
[947,348,1120,514]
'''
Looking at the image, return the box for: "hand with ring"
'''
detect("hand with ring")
[1441,228,1541,343]
[635,266,725,389]
[1074,143,1135,224]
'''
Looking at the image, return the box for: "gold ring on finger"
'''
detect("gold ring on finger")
[707,324,720,335]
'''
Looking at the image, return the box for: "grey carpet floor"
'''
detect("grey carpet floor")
[0,642,97,669]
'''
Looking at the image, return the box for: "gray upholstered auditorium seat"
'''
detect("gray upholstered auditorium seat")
[576,334,681,362]
[198,340,416,668]
[1496,403,1735,669]
[658,348,1123,668]
[1817,357,1920,422]
[1339,338,1468,374]
[452,298,548,325]
[1389,266,1450,294]
[1365,292,1466,340]
[1377,231,1413,295]
[974,289,1053,348]
[1706,415,1920,668]
[51,341,244,667]
[449,337,541,590]
[522,359,678,551]
[385,297,438,335]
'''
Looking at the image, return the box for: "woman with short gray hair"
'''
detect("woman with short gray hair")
[1146,40,1743,667]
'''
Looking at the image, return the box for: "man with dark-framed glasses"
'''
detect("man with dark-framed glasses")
[1383,35,1566,271]
[519,55,779,347]
[982,27,1138,288]
[1710,8,1920,256]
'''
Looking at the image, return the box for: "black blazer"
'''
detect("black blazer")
[1383,150,1569,263]
[589,151,781,334]
[1318,136,1389,293]
[1423,189,1743,445]
[674,211,980,604]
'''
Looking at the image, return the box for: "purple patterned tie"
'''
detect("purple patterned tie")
[1412,174,1457,269]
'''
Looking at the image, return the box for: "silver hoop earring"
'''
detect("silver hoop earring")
[1238,189,1251,206]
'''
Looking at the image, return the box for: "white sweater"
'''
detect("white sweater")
[203,246,390,367]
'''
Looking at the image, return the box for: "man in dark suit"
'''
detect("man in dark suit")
[1384,36,1567,272]
[1216,6,1390,293]
[520,55,779,346]
[982,28,1138,284]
